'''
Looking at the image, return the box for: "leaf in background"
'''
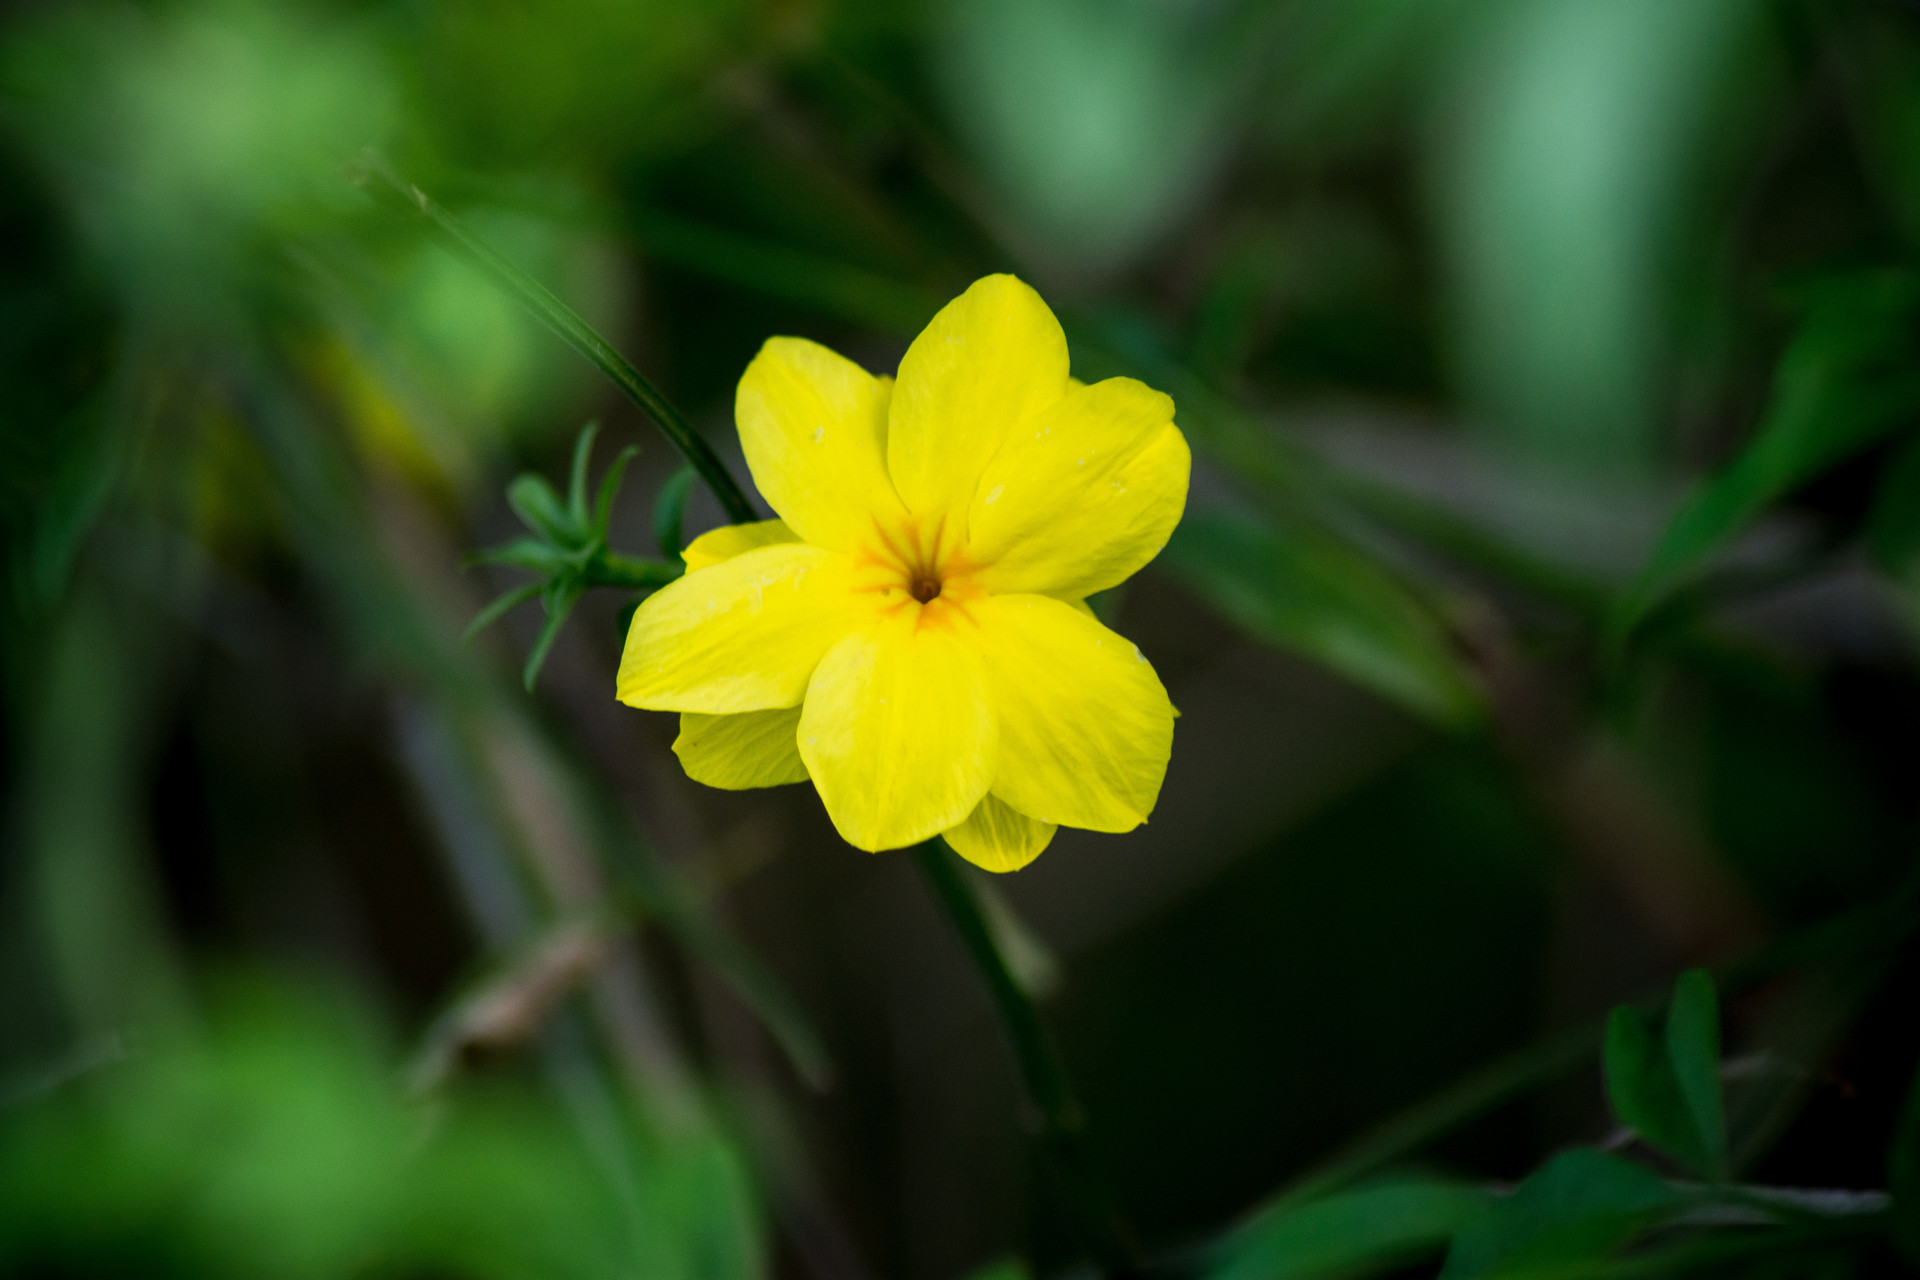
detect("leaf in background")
[1603,969,1726,1180]
[1433,0,1762,472]
[1665,970,1727,1181]
[1209,1179,1493,1280]
[0,978,762,1280]
[931,0,1245,271]
[1440,1149,1678,1280]
[1613,270,1920,642]
[1162,510,1484,728]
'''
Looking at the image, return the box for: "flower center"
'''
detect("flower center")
[910,574,942,604]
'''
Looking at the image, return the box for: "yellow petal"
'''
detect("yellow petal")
[942,795,1056,873]
[674,708,808,789]
[736,337,908,551]
[888,275,1070,523]
[618,544,868,714]
[681,519,800,572]
[972,379,1190,598]
[798,614,997,852]
[971,594,1173,832]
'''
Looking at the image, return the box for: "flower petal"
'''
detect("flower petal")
[972,378,1190,598]
[972,594,1174,832]
[798,614,997,852]
[681,519,800,572]
[618,543,868,713]
[737,338,908,550]
[888,275,1070,523]
[942,795,1055,873]
[674,708,808,789]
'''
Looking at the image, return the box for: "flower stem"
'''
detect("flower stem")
[913,839,1139,1275]
[353,154,759,526]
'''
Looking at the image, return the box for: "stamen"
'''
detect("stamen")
[910,576,941,604]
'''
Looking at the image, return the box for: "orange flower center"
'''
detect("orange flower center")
[854,513,982,624]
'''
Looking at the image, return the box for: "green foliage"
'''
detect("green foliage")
[1614,270,1920,644]
[1209,1178,1493,1280]
[1440,1150,1680,1280]
[1,0,1918,1277]
[1163,509,1484,728]
[1604,970,1728,1181]
[467,422,676,689]
[0,979,761,1280]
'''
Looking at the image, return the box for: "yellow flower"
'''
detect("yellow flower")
[616,275,1188,871]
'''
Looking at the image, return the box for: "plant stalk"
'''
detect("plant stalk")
[913,839,1138,1275]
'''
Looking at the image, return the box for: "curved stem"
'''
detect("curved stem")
[913,840,1139,1275]
[355,155,759,526]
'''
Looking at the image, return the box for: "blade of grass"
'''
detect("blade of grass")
[353,155,758,525]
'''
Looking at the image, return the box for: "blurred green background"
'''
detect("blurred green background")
[3,0,1920,1277]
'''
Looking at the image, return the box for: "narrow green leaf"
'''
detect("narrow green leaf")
[653,467,695,560]
[522,581,584,692]
[565,421,600,531]
[1612,270,1920,645]
[1665,970,1726,1182]
[1604,1005,1706,1177]
[354,157,759,526]
[1210,1180,1493,1280]
[593,446,640,539]
[506,474,575,546]
[1162,510,1484,728]
[1441,1150,1679,1280]
[462,581,544,648]
[1605,1007,1687,1166]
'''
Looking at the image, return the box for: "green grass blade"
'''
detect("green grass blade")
[356,156,758,526]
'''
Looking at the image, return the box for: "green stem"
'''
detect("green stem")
[355,155,759,526]
[587,553,683,590]
[913,840,1138,1275]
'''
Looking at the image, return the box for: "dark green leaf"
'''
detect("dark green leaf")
[1441,1150,1679,1280]
[1603,971,1726,1180]
[653,466,695,560]
[1162,510,1484,728]
[1604,1006,1695,1172]
[1665,970,1726,1182]
[507,474,576,546]
[1613,270,1920,643]
[1210,1180,1493,1280]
